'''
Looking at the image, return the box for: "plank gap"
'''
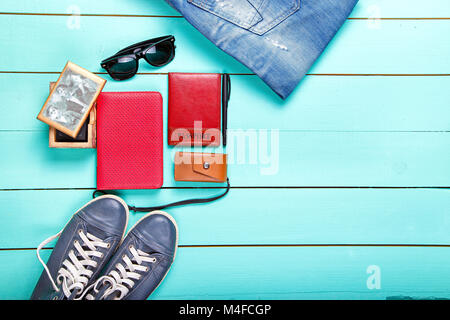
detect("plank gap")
[1,12,450,20]
[0,187,449,192]
[1,71,450,77]
[4,243,450,252]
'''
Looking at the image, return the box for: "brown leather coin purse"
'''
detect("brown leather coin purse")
[174,152,227,182]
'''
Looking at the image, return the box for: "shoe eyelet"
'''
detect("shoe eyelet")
[122,254,126,260]
[74,240,78,245]
[144,267,149,272]
[78,229,83,234]
[99,253,104,258]
[153,258,157,263]
[106,243,111,248]
[52,296,58,300]
[129,245,133,250]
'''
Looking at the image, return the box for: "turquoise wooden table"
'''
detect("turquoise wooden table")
[0,0,449,300]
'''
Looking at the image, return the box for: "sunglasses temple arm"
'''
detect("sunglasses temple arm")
[115,36,174,56]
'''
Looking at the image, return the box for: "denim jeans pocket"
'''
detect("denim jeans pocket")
[188,0,300,35]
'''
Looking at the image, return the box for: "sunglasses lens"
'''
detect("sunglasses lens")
[108,56,137,80]
[145,40,173,66]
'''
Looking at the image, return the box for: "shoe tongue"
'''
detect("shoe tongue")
[135,241,155,255]
[131,229,171,256]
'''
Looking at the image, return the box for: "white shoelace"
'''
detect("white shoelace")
[37,228,110,300]
[83,245,156,300]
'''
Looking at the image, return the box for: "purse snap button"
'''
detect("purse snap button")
[203,162,210,169]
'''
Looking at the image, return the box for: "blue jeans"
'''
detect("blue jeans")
[165,0,358,99]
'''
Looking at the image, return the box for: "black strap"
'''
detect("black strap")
[93,178,230,212]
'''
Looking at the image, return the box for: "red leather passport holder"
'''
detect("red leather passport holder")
[96,92,163,190]
[168,73,221,146]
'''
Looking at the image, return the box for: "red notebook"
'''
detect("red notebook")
[96,92,163,190]
[168,73,221,146]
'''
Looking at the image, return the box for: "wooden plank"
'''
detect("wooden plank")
[0,15,248,73]
[2,0,450,18]
[351,0,450,18]
[0,0,181,16]
[0,74,168,131]
[1,188,450,249]
[2,74,450,132]
[2,247,450,299]
[0,16,449,74]
[1,131,450,189]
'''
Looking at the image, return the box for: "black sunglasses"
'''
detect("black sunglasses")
[101,35,175,80]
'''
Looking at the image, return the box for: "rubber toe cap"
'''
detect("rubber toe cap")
[78,196,128,237]
[132,213,177,256]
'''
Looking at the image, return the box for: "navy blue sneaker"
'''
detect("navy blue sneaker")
[82,211,178,300]
[31,195,129,300]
